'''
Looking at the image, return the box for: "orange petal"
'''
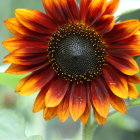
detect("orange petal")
[57,88,71,122]
[104,20,140,43]
[94,15,114,34]
[69,83,86,121]
[108,44,140,57]
[19,67,55,95]
[80,86,90,125]
[104,0,120,15]
[5,62,48,75]
[33,83,51,113]
[102,65,128,98]
[90,77,110,118]
[128,83,139,99]
[4,17,50,41]
[80,0,92,22]
[107,55,139,75]
[109,91,127,114]
[2,36,48,52]
[45,78,70,107]
[67,0,80,21]
[15,9,56,33]
[87,0,107,25]
[43,107,57,120]
[42,0,68,24]
[127,75,140,84]
[93,107,106,125]
[5,53,48,65]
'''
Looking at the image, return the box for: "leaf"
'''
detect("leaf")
[109,113,139,131]
[0,109,26,137]
[129,98,140,106]
[116,9,140,22]
[0,73,26,88]
[26,135,43,140]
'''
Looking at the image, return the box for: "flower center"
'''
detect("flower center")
[48,24,107,83]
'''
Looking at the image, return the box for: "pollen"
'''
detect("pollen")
[48,23,107,83]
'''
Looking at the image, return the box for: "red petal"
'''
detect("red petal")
[5,53,48,65]
[33,83,51,113]
[107,55,139,75]
[108,44,140,57]
[18,67,55,95]
[128,83,139,99]
[80,85,90,125]
[80,0,92,22]
[93,107,106,125]
[5,62,49,75]
[43,107,57,120]
[42,0,68,24]
[69,83,86,121]
[102,65,128,98]
[90,77,110,118]
[104,0,120,15]
[109,90,127,114]
[94,15,114,35]
[57,88,71,122]
[104,20,140,43]
[2,36,48,52]
[86,0,107,26]
[15,9,57,33]
[45,78,70,107]
[127,75,140,84]
[4,18,50,41]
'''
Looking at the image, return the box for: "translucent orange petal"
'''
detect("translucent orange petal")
[127,75,140,85]
[107,55,139,75]
[43,107,57,120]
[93,107,106,125]
[42,0,69,24]
[80,0,92,22]
[2,36,48,52]
[128,83,139,99]
[57,88,71,122]
[33,84,51,113]
[19,67,55,95]
[104,20,140,43]
[108,45,140,57]
[80,86,90,125]
[90,77,110,118]
[94,15,114,34]
[45,78,70,107]
[103,65,128,98]
[109,91,127,114]
[5,62,48,75]
[87,0,107,26]
[15,9,56,33]
[69,83,86,121]
[4,17,50,41]
[104,0,120,15]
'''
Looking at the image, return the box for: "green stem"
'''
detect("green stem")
[81,116,98,140]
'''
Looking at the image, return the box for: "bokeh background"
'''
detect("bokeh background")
[0,0,140,140]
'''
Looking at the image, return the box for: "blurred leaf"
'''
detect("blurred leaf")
[130,98,140,106]
[116,9,140,22]
[109,113,139,131]
[26,135,43,140]
[0,109,26,137]
[0,109,43,140]
[0,73,26,88]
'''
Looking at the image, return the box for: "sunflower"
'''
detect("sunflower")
[3,0,140,125]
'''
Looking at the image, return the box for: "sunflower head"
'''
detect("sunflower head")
[3,0,140,125]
